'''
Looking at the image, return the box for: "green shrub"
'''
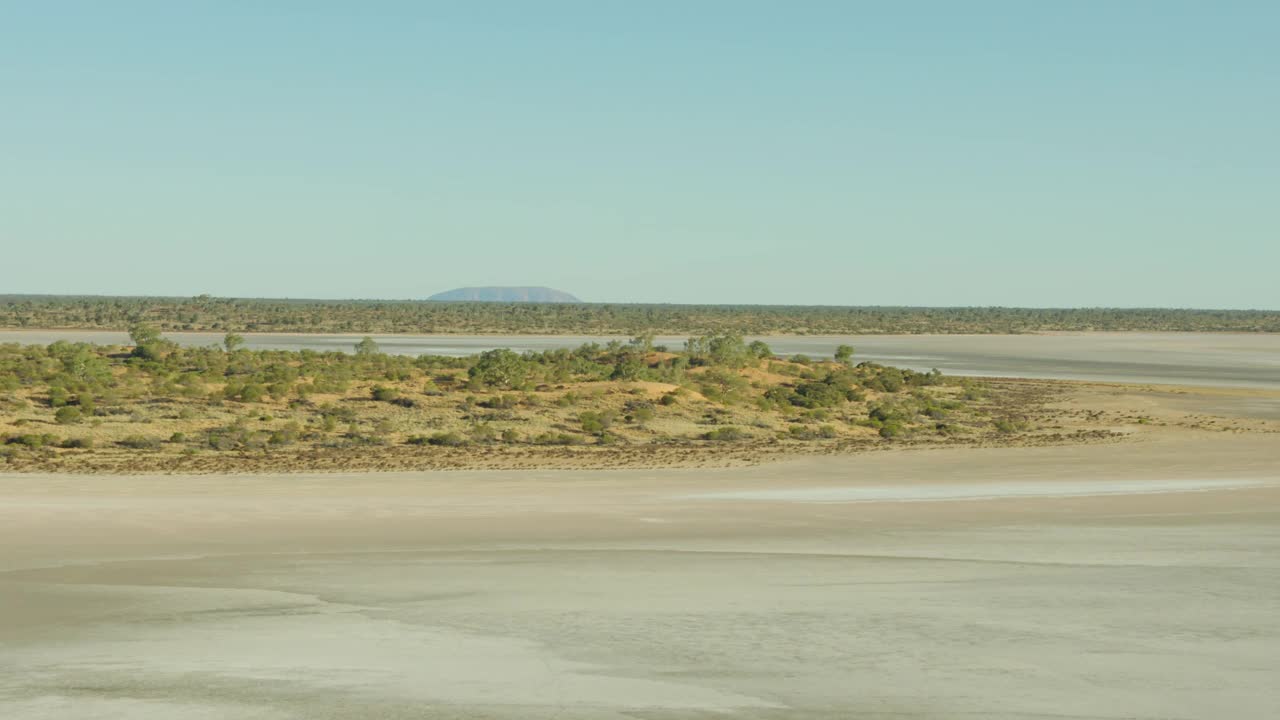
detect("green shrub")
[993,416,1030,433]
[426,431,468,447]
[224,382,267,402]
[866,368,905,393]
[533,432,580,445]
[208,431,241,451]
[878,421,906,438]
[783,422,834,440]
[579,410,615,435]
[703,426,748,442]
[119,434,161,450]
[478,394,518,409]
[868,403,906,424]
[791,379,855,408]
[6,433,57,448]
[48,386,70,408]
[54,406,83,425]
[470,424,498,443]
[934,423,964,436]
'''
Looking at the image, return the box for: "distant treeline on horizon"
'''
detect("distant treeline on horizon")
[1,295,1276,335]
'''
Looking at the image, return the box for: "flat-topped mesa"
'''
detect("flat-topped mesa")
[427,287,581,303]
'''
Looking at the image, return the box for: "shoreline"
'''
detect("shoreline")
[4,326,1278,338]
[5,329,1279,391]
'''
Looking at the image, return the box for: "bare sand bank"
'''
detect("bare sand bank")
[3,432,1279,719]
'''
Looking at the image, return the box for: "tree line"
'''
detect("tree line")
[2,295,1276,334]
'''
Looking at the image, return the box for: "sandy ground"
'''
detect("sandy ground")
[4,375,1276,475]
[2,425,1279,719]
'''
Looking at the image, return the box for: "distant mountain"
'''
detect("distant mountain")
[427,286,582,303]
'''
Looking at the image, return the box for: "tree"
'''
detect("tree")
[683,337,708,364]
[610,351,647,381]
[468,348,530,389]
[629,334,655,352]
[128,324,161,347]
[834,345,855,366]
[708,334,749,367]
[127,324,168,359]
[354,336,381,356]
[223,333,245,352]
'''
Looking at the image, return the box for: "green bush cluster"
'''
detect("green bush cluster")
[578,410,615,435]
[4,432,60,448]
[703,426,748,442]
[119,434,161,450]
[0,327,989,458]
[532,432,581,446]
[786,424,839,440]
[993,416,1031,433]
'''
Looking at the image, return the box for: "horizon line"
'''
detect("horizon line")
[1,293,1276,313]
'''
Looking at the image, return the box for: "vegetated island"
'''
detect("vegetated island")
[427,286,581,303]
[2,328,1126,474]
[2,295,1277,334]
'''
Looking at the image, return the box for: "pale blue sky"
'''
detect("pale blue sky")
[2,1,1276,308]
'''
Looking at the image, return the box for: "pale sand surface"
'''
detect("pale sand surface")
[3,432,1279,719]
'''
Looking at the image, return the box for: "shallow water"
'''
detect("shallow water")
[4,437,1280,719]
[684,477,1275,503]
[3,330,1278,388]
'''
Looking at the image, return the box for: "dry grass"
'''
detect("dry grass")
[0,369,1164,474]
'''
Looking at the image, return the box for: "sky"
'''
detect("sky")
[1,1,1276,308]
